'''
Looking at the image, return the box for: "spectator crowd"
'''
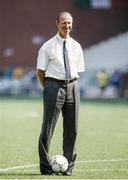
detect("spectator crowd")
[0,67,128,98]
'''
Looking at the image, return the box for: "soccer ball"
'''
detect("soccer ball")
[50,155,68,173]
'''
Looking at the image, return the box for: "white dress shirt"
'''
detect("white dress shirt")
[37,33,85,80]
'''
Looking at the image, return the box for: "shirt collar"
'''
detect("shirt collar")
[56,33,70,44]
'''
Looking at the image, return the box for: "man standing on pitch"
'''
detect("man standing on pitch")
[36,11,85,176]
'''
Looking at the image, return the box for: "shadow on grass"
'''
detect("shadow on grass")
[0,173,40,176]
[0,173,65,178]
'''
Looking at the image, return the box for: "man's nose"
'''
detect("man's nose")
[65,23,69,27]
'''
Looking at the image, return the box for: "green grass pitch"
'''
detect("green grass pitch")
[0,98,128,179]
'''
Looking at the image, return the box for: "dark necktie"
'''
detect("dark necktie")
[63,40,71,80]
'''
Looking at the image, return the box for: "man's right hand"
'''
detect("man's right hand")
[36,69,45,88]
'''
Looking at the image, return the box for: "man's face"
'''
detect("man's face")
[57,13,73,39]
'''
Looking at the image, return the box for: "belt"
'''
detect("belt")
[45,77,77,84]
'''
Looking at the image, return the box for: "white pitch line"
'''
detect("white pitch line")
[77,158,128,163]
[0,164,38,173]
[0,158,128,173]
[74,168,128,172]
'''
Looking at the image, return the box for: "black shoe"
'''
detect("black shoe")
[62,166,73,176]
[41,169,53,175]
[63,171,72,176]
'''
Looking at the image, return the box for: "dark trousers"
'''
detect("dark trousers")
[38,78,80,172]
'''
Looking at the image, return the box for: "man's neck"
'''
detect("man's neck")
[58,32,70,39]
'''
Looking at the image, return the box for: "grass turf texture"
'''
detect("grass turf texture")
[0,98,128,179]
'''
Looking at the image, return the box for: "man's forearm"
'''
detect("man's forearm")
[36,69,45,88]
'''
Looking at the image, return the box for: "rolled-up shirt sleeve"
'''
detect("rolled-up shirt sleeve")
[76,45,85,72]
[37,47,49,71]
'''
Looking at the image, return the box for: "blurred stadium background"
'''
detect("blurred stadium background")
[0,0,128,98]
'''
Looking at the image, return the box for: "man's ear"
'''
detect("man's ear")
[56,20,59,26]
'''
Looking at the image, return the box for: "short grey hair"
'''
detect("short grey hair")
[56,11,73,23]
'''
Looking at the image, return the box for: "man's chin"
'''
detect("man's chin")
[59,32,69,38]
[64,32,70,37]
